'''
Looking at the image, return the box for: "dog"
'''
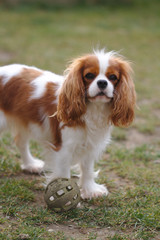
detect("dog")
[0,50,136,199]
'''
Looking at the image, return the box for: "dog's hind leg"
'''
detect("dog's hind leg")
[0,111,7,134]
[15,132,44,174]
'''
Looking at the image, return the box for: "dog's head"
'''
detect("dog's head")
[57,50,136,127]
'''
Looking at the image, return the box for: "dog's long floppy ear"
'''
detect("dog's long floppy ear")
[57,57,86,127]
[110,58,136,127]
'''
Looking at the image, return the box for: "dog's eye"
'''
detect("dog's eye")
[85,73,95,80]
[108,74,118,81]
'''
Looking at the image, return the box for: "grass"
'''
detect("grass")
[0,145,160,239]
[0,1,160,239]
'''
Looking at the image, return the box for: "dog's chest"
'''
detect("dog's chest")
[62,104,111,152]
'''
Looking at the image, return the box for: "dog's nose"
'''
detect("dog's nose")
[97,80,108,90]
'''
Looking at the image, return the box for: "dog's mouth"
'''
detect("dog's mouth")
[87,92,113,103]
[96,92,112,99]
[96,92,106,97]
[86,90,113,102]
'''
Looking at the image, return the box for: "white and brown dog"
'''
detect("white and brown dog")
[0,50,136,199]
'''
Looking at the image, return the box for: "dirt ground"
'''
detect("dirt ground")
[120,127,160,149]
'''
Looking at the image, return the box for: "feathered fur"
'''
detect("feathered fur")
[0,50,136,199]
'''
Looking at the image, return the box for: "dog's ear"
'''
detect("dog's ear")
[110,58,136,127]
[57,57,86,127]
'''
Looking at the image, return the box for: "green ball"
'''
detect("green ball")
[44,178,81,212]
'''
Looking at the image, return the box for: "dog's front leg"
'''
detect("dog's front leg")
[79,155,109,199]
[44,147,72,184]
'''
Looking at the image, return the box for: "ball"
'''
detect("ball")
[44,178,81,212]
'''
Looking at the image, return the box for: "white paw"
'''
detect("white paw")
[81,182,109,199]
[21,159,44,174]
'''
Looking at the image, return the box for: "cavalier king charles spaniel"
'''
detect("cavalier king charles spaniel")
[0,50,136,199]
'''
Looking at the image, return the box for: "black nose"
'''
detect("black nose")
[97,80,108,90]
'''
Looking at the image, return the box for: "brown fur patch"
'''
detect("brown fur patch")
[0,68,62,150]
[0,68,42,113]
[108,57,136,127]
[83,55,99,89]
[105,65,120,86]
[57,55,100,127]
[82,55,99,75]
[40,82,62,150]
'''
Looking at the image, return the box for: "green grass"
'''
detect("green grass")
[0,145,160,239]
[0,1,160,239]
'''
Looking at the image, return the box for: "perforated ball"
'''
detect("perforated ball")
[44,178,81,212]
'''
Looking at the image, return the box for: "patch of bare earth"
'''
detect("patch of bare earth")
[47,223,116,240]
[107,170,135,191]
[126,128,158,148]
[115,127,160,149]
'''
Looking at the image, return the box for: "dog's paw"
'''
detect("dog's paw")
[81,182,109,199]
[21,158,44,174]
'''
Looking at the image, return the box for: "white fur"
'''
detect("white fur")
[95,50,114,73]
[88,51,115,101]
[15,132,44,173]
[88,74,114,100]
[0,64,24,85]
[30,71,63,100]
[44,103,111,199]
[30,75,49,100]
[0,53,114,199]
[0,64,42,85]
